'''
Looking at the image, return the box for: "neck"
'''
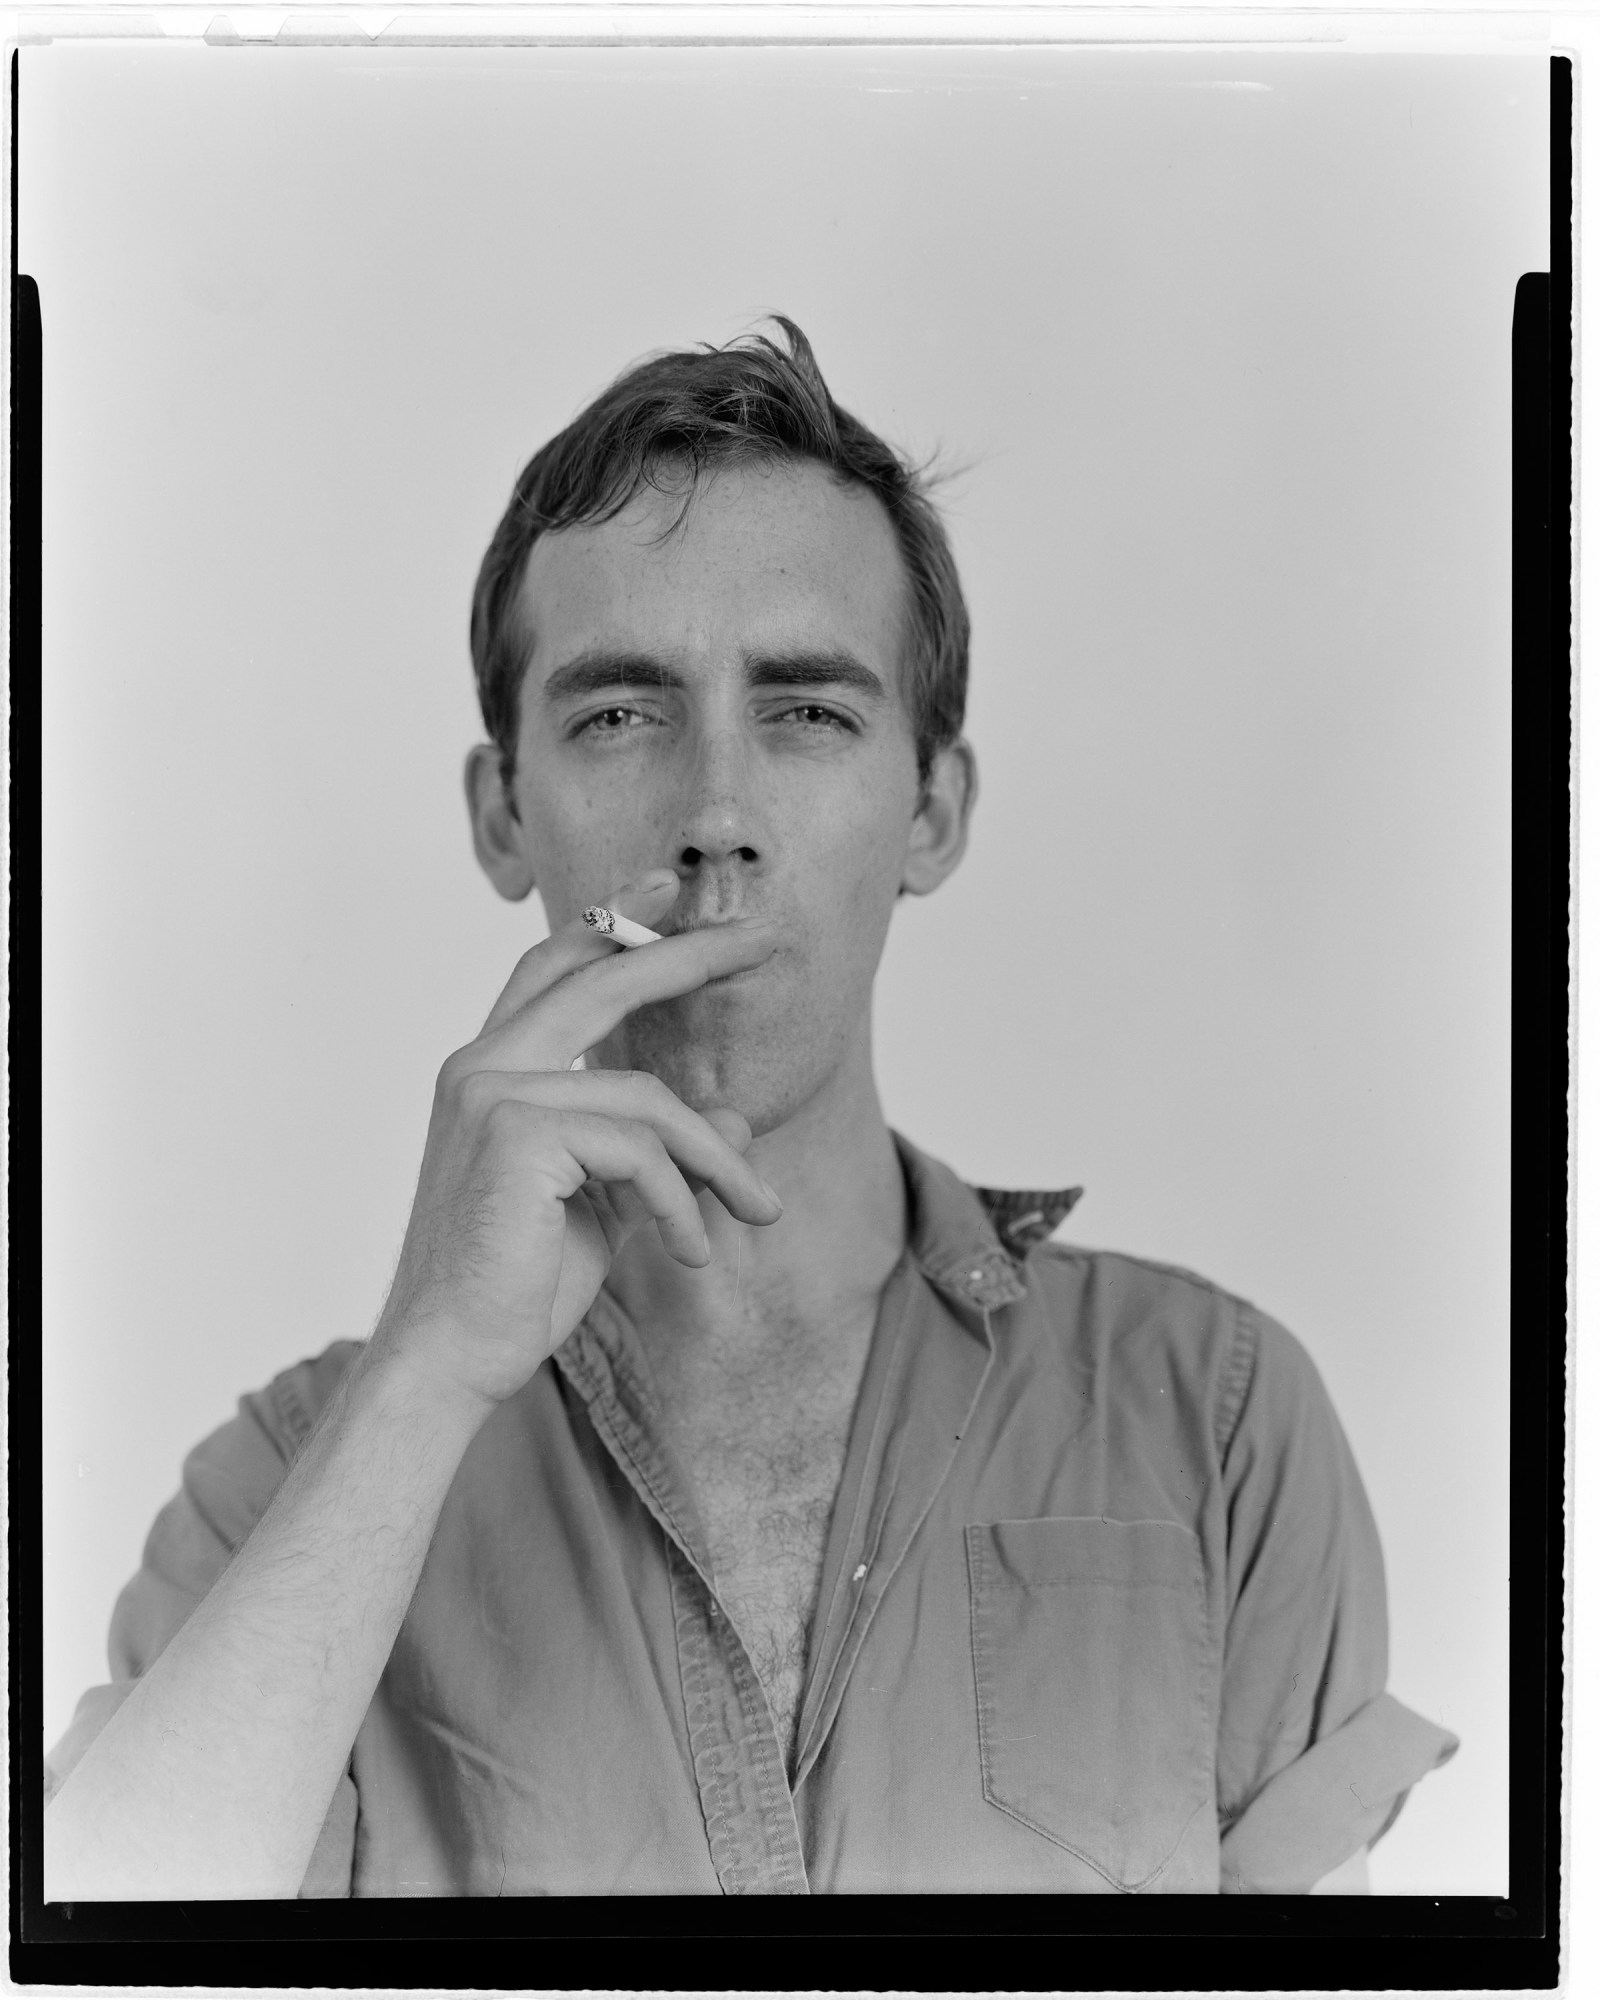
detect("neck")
[602,1032,908,1346]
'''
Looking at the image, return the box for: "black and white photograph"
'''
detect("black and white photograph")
[17,15,1561,1944]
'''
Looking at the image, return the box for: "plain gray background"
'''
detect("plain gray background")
[28,39,1544,1895]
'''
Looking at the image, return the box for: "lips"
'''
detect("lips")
[658,915,762,938]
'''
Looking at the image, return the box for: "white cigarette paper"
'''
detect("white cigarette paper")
[582,905,662,949]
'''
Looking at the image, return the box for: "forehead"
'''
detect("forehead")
[514,460,909,686]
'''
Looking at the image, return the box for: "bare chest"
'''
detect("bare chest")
[656,1331,872,1768]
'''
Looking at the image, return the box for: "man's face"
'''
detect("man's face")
[482,459,964,1134]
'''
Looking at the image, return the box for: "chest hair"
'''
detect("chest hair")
[654,1314,875,1770]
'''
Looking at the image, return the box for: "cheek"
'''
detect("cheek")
[520,782,658,916]
[806,785,916,930]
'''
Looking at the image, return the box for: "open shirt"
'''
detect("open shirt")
[45,1135,1457,1894]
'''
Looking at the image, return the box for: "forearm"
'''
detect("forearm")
[45,1337,488,1901]
[43,887,777,1900]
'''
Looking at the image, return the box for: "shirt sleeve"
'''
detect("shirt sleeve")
[1213,1307,1458,1893]
[44,1342,365,1899]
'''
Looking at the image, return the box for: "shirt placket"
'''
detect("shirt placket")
[789,1253,1016,1796]
[667,1543,809,1893]
[553,1306,810,1895]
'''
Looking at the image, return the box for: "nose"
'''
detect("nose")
[672,717,763,878]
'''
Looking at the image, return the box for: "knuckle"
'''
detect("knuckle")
[481,1096,535,1143]
[617,1114,667,1159]
[457,1069,501,1119]
[617,1069,682,1125]
[635,1070,676,1111]
[436,1047,474,1095]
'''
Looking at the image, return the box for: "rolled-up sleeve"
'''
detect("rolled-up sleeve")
[1214,1308,1458,1892]
[44,1345,363,1898]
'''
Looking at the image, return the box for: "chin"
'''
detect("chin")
[592,992,838,1138]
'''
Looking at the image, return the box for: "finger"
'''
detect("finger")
[489,918,780,1071]
[459,1069,780,1224]
[480,870,682,1035]
[700,1106,754,1154]
[677,1107,758,1197]
[541,1111,711,1266]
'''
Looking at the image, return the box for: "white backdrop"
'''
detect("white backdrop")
[27,39,1545,1895]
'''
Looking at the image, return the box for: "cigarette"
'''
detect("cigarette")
[582,905,662,949]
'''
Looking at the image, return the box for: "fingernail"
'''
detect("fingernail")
[759,1179,783,1209]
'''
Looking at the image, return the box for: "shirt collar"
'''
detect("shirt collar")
[893,1130,1082,1315]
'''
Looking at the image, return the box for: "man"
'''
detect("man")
[45,320,1455,1898]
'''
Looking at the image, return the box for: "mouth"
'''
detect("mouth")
[657,916,766,946]
[660,911,753,932]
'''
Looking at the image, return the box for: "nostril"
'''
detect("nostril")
[677,845,760,867]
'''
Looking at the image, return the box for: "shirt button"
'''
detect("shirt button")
[969,1269,984,1282]
[852,1563,868,1583]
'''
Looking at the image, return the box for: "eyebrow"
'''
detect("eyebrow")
[540,648,890,707]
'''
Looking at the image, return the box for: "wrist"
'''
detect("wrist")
[349,1321,500,1450]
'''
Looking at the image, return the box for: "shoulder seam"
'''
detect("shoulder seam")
[1029,1244,1266,1461]
[1213,1300,1261,1465]
[1029,1239,1260,1314]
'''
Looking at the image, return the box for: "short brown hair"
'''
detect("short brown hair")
[469,317,969,790]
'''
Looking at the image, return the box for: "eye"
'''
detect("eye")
[776,702,856,732]
[573,704,654,738]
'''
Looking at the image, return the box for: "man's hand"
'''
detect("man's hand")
[370,869,783,1413]
[42,869,784,1899]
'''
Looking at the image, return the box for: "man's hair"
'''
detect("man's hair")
[469,317,969,792]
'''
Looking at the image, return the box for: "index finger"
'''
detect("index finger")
[480,871,682,1036]
[488,918,780,1072]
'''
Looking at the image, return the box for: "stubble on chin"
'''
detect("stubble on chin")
[588,993,806,1136]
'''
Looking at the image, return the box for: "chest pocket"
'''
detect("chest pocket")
[966,1516,1213,1891]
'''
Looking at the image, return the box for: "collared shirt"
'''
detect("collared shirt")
[46,1135,1456,1895]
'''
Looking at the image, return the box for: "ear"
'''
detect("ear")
[901,738,978,896]
[465,744,537,902]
